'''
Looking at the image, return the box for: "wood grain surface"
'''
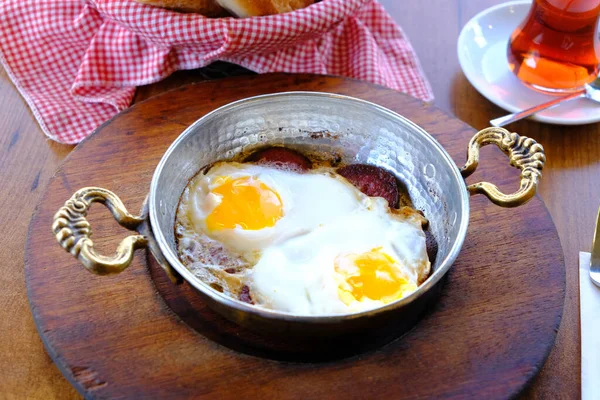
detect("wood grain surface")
[0,0,595,398]
[25,74,564,399]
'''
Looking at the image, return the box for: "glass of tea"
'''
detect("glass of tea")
[508,0,600,93]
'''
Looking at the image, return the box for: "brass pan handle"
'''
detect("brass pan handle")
[460,127,546,208]
[52,187,148,275]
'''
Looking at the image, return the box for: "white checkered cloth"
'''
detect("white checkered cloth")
[0,0,433,144]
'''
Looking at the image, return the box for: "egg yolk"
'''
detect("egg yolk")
[206,176,283,231]
[336,248,416,305]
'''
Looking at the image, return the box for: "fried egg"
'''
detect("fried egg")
[187,162,364,259]
[179,162,430,315]
[248,198,428,314]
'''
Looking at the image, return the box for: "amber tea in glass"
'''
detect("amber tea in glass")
[508,0,600,93]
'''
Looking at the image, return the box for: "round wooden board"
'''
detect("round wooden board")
[26,74,565,399]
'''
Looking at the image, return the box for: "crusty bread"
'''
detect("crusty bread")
[134,0,229,16]
[216,0,315,17]
[134,0,315,17]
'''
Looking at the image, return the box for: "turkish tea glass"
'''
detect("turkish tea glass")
[508,0,600,93]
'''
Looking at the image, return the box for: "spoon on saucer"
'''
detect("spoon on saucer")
[490,77,600,127]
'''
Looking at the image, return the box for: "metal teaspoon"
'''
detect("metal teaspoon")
[490,77,600,127]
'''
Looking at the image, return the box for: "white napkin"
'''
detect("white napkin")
[580,251,600,400]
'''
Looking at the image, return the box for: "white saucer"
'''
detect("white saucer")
[457,0,600,125]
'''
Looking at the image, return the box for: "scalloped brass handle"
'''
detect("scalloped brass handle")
[460,127,546,207]
[52,187,148,275]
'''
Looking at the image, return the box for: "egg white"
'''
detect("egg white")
[249,197,429,315]
[183,161,430,315]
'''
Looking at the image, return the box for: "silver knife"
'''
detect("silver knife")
[590,205,600,287]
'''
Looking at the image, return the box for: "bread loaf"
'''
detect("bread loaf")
[134,0,228,16]
[134,0,315,17]
[216,0,315,17]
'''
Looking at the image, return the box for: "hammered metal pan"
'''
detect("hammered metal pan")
[52,92,545,338]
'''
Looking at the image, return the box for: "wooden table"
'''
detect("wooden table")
[0,0,594,398]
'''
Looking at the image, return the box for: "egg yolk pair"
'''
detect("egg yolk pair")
[206,176,284,231]
[336,248,416,305]
[205,177,414,305]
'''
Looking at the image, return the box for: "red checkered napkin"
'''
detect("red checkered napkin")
[0,0,433,144]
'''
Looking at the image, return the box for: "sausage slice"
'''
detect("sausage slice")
[246,147,312,172]
[337,164,400,208]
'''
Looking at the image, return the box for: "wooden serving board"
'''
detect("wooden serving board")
[25,74,565,399]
